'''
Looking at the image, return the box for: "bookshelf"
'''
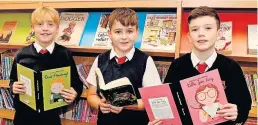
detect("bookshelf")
[0,0,257,124]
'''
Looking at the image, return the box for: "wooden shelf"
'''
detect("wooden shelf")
[0,80,10,88]
[242,67,257,72]
[249,106,257,118]
[43,1,178,9]
[0,2,42,10]
[0,109,15,120]
[180,52,258,63]
[182,1,257,8]
[61,119,95,125]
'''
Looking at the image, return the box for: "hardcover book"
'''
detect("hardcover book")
[180,69,228,125]
[95,68,137,107]
[139,84,182,125]
[17,64,71,112]
[92,13,112,48]
[141,14,177,51]
[0,21,18,43]
[215,22,232,54]
[247,25,258,55]
[56,12,89,46]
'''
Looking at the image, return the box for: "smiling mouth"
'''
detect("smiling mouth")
[198,40,208,43]
[40,33,51,35]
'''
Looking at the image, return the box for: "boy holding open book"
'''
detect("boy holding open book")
[86,7,162,125]
[9,6,83,125]
[149,6,251,125]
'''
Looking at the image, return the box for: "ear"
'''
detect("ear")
[108,29,111,39]
[187,32,192,43]
[31,24,34,30]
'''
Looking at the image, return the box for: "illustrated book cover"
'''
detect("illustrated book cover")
[139,84,182,125]
[92,13,112,48]
[17,64,71,112]
[180,69,228,125]
[95,68,137,107]
[215,21,232,54]
[141,14,177,51]
[56,12,89,46]
[0,21,18,43]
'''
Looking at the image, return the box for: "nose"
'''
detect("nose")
[121,32,127,40]
[42,24,48,31]
[198,28,205,37]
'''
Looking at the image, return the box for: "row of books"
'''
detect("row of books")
[60,98,98,124]
[0,118,13,125]
[244,72,258,107]
[0,88,14,110]
[1,12,256,54]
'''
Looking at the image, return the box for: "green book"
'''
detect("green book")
[17,64,71,112]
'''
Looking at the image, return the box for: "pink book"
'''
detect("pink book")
[180,69,228,125]
[139,84,182,125]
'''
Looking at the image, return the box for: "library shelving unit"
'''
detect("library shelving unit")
[0,0,257,124]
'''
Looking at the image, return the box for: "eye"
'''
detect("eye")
[115,31,121,34]
[191,29,198,32]
[205,27,212,30]
[127,30,133,34]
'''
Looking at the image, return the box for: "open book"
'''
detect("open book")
[17,64,71,112]
[95,68,137,107]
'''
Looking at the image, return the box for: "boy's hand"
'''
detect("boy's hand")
[217,103,238,121]
[99,98,111,114]
[60,87,77,104]
[12,82,25,94]
[110,105,123,114]
[148,119,162,125]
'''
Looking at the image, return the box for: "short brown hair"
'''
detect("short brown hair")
[109,7,138,29]
[31,6,59,25]
[188,6,220,29]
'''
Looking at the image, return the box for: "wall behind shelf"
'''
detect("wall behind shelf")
[180,10,257,58]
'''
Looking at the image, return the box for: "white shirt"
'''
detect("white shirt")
[33,42,55,54]
[87,47,162,87]
[191,51,217,72]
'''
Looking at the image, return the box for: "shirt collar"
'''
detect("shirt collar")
[33,41,55,54]
[110,47,135,61]
[191,51,217,69]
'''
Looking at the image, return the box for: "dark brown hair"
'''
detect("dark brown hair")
[109,7,138,29]
[188,6,220,29]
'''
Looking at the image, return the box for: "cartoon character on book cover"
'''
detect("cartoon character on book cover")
[58,21,76,42]
[141,14,177,51]
[50,77,65,104]
[180,69,228,125]
[26,31,35,44]
[92,13,112,47]
[215,22,232,53]
[56,12,89,46]
[0,21,18,43]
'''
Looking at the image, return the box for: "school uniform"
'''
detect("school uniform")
[164,52,252,125]
[9,42,83,125]
[87,47,162,125]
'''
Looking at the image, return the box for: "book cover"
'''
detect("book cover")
[0,21,18,43]
[215,22,232,54]
[247,25,258,55]
[92,13,112,48]
[139,84,182,125]
[141,14,177,51]
[180,69,228,125]
[95,68,137,107]
[56,12,89,46]
[0,13,31,44]
[17,64,71,112]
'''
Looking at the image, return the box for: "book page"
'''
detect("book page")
[148,97,174,119]
[20,74,32,96]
